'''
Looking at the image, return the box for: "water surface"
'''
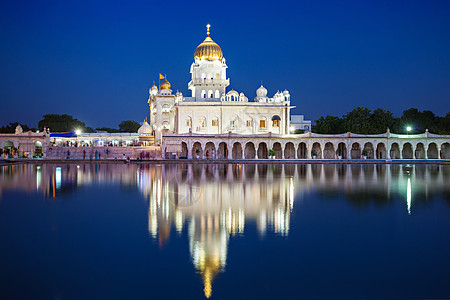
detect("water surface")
[0,163,449,299]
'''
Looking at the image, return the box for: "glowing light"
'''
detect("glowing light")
[290,126,295,132]
[406,126,412,132]
[75,129,81,135]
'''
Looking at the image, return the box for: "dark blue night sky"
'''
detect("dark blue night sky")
[1,0,449,128]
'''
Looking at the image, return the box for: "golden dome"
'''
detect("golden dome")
[160,77,171,90]
[194,24,223,61]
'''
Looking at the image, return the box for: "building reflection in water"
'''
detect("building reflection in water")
[138,164,294,298]
[0,163,449,297]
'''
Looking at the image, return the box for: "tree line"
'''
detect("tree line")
[313,107,450,135]
[0,114,141,133]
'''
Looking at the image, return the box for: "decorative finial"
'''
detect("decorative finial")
[206,24,211,36]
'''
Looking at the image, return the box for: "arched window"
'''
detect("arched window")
[201,73,206,80]
[201,90,206,98]
[272,115,281,127]
[199,117,207,128]
[215,90,220,98]
[208,73,213,80]
[215,73,220,80]
[208,90,213,98]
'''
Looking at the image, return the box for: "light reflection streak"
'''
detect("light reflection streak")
[407,177,412,215]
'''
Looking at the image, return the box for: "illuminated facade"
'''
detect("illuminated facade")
[148,25,300,144]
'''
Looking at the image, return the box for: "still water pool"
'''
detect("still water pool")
[0,163,449,299]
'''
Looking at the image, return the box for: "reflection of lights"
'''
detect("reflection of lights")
[407,177,412,215]
[175,210,183,233]
[55,167,61,190]
[289,178,294,211]
[36,167,41,191]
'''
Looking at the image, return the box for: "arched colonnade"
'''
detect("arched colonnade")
[173,139,450,160]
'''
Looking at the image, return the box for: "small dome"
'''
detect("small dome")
[15,124,23,134]
[149,82,158,95]
[160,78,171,90]
[138,120,152,134]
[256,85,267,97]
[194,24,223,61]
[283,89,289,95]
[226,89,239,97]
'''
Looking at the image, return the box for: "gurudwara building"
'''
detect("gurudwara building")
[147,25,305,144]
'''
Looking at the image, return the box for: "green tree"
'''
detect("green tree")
[438,112,450,135]
[0,122,36,133]
[392,108,440,133]
[369,108,395,133]
[118,120,141,133]
[313,115,345,134]
[38,114,92,132]
[342,106,372,134]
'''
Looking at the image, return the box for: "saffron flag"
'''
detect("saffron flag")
[159,73,165,80]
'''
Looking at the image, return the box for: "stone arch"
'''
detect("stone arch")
[257,142,268,159]
[442,142,450,159]
[34,141,43,157]
[244,142,256,159]
[311,142,322,159]
[284,142,295,159]
[297,142,307,159]
[181,142,188,158]
[208,90,214,98]
[323,142,335,159]
[272,142,282,159]
[376,143,387,159]
[427,143,438,159]
[351,142,361,159]
[402,143,413,159]
[192,142,203,159]
[217,142,228,159]
[204,142,215,159]
[215,90,220,98]
[336,142,347,159]
[415,143,426,159]
[390,143,400,159]
[201,90,206,98]
[232,142,243,159]
[362,142,374,159]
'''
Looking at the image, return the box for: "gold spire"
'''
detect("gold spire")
[194,24,223,61]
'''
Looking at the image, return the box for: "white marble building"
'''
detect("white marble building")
[148,25,298,144]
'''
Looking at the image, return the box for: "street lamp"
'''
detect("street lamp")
[406,126,412,133]
[75,129,81,135]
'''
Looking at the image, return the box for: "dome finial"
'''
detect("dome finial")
[206,24,211,36]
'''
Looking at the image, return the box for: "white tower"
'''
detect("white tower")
[188,24,229,100]
[148,78,176,144]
